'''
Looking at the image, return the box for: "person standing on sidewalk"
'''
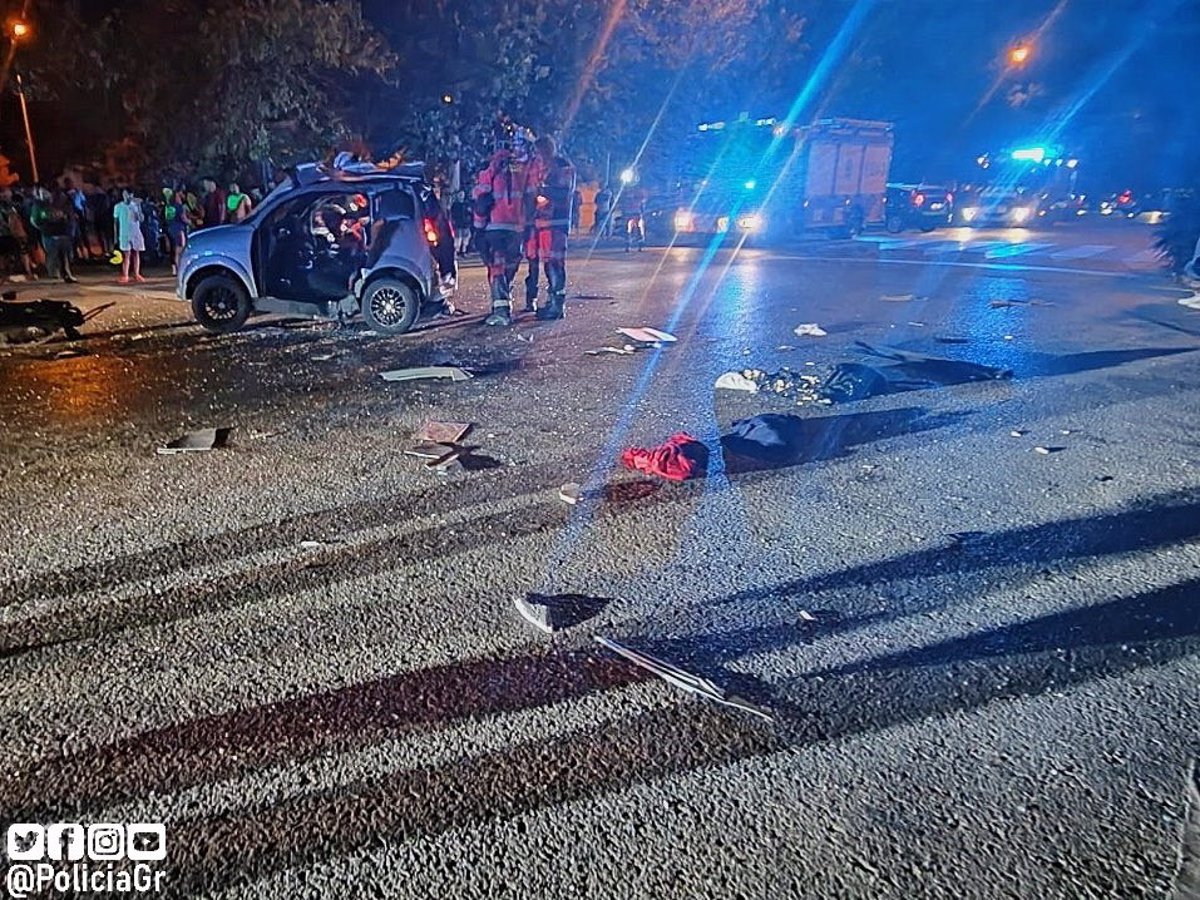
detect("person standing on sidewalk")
[226,184,252,223]
[113,189,146,283]
[525,135,576,320]
[31,187,79,283]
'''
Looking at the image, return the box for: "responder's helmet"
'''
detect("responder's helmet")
[493,118,535,160]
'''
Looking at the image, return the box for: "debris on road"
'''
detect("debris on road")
[1011,429,1028,437]
[906,321,925,328]
[311,353,335,361]
[620,433,709,482]
[1003,335,1015,341]
[415,421,472,444]
[299,540,328,550]
[404,443,450,460]
[428,447,465,473]
[1033,446,1065,455]
[559,482,582,505]
[516,593,609,633]
[793,323,828,337]
[821,342,1012,403]
[594,635,775,722]
[515,333,534,343]
[715,371,760,393]
[585,346,636,357]
[53,349,86,359]
[617,326,677,344]
[0,298,87,343]
[742,368,826,404]
[157,427,231,455]
[1178,293,1200,311]
[379,366,473,383]
[881,293,917,302]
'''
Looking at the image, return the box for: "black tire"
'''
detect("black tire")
[919,222,937,233]
[885,213,905,234]
[361,276,419,335]
[191,273,251,334]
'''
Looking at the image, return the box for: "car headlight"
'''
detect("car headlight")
[961,207,979,221]
[716,216,730,233]
[1010,207,1033,223]
[673,211,694,232]
[736,214,763,232]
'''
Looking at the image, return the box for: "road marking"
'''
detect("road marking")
[1126,249,1161,265]
[769,253,1160,279]
[983,242,1055,259]
[872,238,922,251]
[1049,244,1114,260]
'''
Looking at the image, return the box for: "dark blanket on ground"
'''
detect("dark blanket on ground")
[820,342,1012,402]
[0,299,86,341]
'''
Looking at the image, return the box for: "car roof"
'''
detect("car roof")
[290,161,427,190]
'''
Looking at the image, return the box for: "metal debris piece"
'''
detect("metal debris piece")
[617,326,677,344]
[559,482,582,505]
[415,421,472,444]
[906,321,925,327]
[1033,446,1065,455]
[1003,335,1015,341]
[798,610,817,622]
[299,540,326,550]
[157,427,231,455]
[793,323,828,337]
[594,635,775,722]
[379,366,473,383]
[715,371,760,392]
[585,346,635,356]
[53,349,85,359]
[311,353,335,361]
[405,442,450,460]
[881,293,915,302]
[1010,429,1028,437]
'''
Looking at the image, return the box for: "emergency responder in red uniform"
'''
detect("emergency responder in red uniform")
[473,130,533,326]
[524,135,577,320]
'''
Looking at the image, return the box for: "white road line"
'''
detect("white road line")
[983,242,1056,259]
[769,253,1158,279]
[1049,244,1114,260]
[1126,249,1161,264]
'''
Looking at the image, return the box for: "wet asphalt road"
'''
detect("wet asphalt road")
[1,223,1199,899]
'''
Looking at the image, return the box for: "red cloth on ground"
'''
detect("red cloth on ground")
[620,432,709,482]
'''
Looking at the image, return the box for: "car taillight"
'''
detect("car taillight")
[423,218,439,245]
[913,192,926,207]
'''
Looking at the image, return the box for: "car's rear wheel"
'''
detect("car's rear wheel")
[885,213,905,234]
[192,274,251,334]
[919,222,937,232]
[361,277,419,334]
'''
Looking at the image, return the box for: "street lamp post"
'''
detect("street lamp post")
[14,71,37,183]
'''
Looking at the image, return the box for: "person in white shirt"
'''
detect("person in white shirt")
[113,189,146,284]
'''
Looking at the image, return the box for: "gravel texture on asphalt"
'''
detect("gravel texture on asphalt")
[1,240,1198,899]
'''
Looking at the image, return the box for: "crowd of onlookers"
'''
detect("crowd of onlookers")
[0,178,265,285]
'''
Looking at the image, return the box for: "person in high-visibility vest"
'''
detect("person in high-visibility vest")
[474,141,532,326]
[524,135,576,320]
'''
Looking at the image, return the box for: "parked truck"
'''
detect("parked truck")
[667,115,894,241]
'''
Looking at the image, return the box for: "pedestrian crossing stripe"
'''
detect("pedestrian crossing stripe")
[860,237,1157,266]
[983,242,1055,259]
[1048,244,1113,260]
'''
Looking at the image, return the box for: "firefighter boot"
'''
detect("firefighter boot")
[485,299,513,327]
[536,292,565,321]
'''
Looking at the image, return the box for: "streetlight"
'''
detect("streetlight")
[1008,43,1031,66]
[619,167,635,185]
[3,18,36,182]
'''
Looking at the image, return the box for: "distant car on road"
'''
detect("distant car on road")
[953,188,1039,228]
[176,160,447,335]
[883,184,953,233]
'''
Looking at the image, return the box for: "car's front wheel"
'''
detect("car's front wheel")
[192,274,251,334]
[885,213,905,234]
[361,277,419,335]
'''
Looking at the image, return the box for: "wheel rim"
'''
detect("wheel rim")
[202,287,239,321]
[370,286,409,327]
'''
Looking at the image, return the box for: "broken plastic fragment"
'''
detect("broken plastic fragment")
[617,326,677,344]
[559,482,582,505]
[594,635,774,721]
[714,371,760,392]
[1178,293,1200,311]
[793,323,828,337]
[379,366,473,382]
[157,427,231,455]
[415,421,472,444]
[1010,429,1028,437]
[1033,446,1065,455]
[881,293,915,302]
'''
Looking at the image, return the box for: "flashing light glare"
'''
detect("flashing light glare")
[946,192,954,205]
[1010,45,1031,64]
[1066,159,1078,168]
[716,216,730,233]
[442,94,454,104]
[773,125,787,137]
[619,168,635,184]
[1076,208,1087,216]
[737,214,764,232]
[1010,207,1033,223]
[913,192,926,207]
[1011,147,1047,162]
[976,155,988,166]
[10,20,29,37]
[422,218,439,245]
[698,123,708,131]
[961,207,979,221]
[743,180,757,191]
[673,211,694,231]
